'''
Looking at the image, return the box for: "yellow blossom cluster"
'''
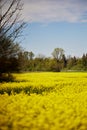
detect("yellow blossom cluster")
[0,72,87,130]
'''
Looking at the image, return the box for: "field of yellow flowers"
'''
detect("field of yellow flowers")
[0,72,87,130]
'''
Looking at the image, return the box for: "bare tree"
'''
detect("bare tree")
[51,48,65,72]
[28,51,35,60]
[0,0,25,41]
[0,0,26,80]
[52,48,64,62]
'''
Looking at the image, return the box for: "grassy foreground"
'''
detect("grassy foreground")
[0,72,87,130]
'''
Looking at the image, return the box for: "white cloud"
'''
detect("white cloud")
[22,0,87,23]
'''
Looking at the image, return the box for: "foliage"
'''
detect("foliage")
[19,52,87,72]
[0,37,22,74]
[19,48,87,72]
[0,72,87,130]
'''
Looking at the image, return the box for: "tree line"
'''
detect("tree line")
[13,49,87,72]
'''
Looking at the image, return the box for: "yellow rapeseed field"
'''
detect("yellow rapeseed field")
[0,72,87,130]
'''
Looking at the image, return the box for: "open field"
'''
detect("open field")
[0,72,87,130]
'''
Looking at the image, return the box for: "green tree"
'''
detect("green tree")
[67,56,77,69]
[19,51,35,71]
[0,37,22,72]
[81,54,87,70]
[61,54,67,68]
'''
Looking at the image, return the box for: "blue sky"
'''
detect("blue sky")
[20,0,87,57]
